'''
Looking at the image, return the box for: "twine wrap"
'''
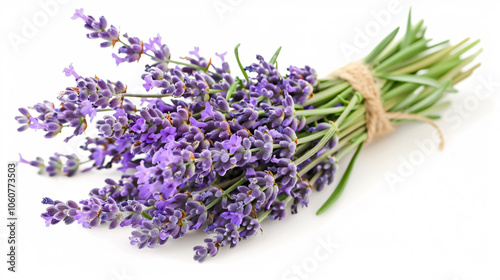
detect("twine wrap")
[327,61,444,150]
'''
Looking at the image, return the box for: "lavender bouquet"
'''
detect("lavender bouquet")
[15,8,480,262]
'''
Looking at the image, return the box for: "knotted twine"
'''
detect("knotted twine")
[327,61,444,150]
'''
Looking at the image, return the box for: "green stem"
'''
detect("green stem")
[295,122,338,166]
[118,89,222,99]
[217,173,246,189]
[141,206,156,220]
[298,127,365,177]
[119,93,170,98]
[226,80,239,101]
[118,38,219,75]
[316,141,364,215]
[317,88,354,109]
[303,82,350,106]
[336,133,367,160]
[258,195,292,222]
[295,106,347,116]
[206,177,246,209]
[234,44,249,83]
[335,93,361,127]
[297,130,327,144]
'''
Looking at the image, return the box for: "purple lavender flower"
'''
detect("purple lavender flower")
[222,134,242,154]
[193,238,219,262]
[120,200,144,227]
[250,78,281,103]
[204,113,231,142]
[290,179,312,214]
[182,47,210,72]
[41,199,79,226]
[270,127,297,159]
[113,34,143,65]
[63,63,81,80]
[246,55,280,84]
[272,157,297,195]
[41,197,54,205]
[155,193,189,210]
[81,100,98,121]
[20,8,389,263]
[211,144,235,176]
[195,150,213,177]
[216,223,240,248]
[258,94,296,130]
[235,184,266,209]
[19,153,81,176]
[269,200,287,221]
[154,208,188,239]
[201,102,215,120]
[100,197,122,229]
[18,154,44,174]
[249,129,274,162]
[239,217,260,238]
[144,34,171,70]
[314,156,339,191]
[213,52,230,74]
[15,108,31,132]
[220,201,252,225]
[231,101,259,128]
[71,8,119,48]
[130,217,167,249]
[284,65,317,104]
[74,197,102,228]
[185,201,207,230]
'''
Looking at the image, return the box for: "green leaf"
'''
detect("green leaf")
[375,39,431,72]
[416,101,451,116]
[141,210,153,220]
[378,74,457,92]
[406,80,450,113]
[269,46,282,65]
[381,74,441,87]
[294,106,347,116]
[390,39,468,75]
[318,87,353,109]
[295,122,338,166]
[316,142,364,215]
[225,80,239,101]
[405,19,424,48]
[276,192,288,201]
[418,26,427,39]
[382,82,420,100]
[303,82,350,106]
[442,39,480,63]
[390,88,423,112]
[401,8,412,49]
[425,115,441,120]
[364,27,400,64]
[234,44,249,83]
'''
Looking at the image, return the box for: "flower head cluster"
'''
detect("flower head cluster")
[18,8,345,263]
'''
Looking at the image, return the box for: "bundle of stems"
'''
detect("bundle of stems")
[293,12,480,213]
[16,8,480,261]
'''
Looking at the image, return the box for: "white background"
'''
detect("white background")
[1,0,499,279]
